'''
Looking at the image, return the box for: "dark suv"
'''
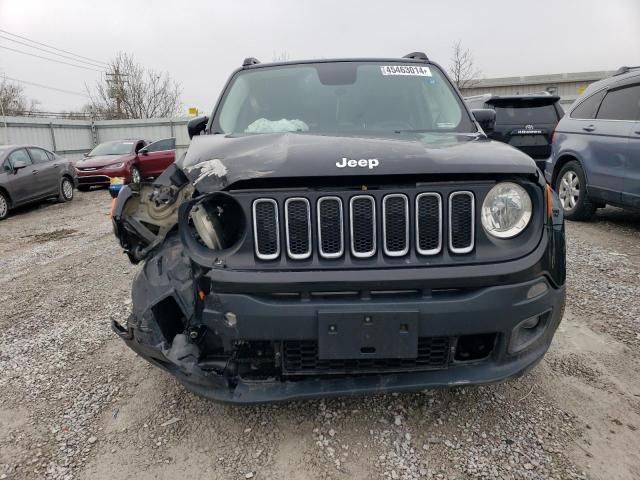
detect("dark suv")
[546,66,640,220]
[465,94,564,171]
[110,53,566,403]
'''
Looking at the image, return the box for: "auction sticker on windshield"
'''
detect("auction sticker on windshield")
[380,65,432,76]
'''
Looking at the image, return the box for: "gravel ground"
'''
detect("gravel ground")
[1,190,639,480]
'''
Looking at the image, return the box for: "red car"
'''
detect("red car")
[74,138,176,191]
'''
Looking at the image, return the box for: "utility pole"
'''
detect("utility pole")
[105,66,127,119]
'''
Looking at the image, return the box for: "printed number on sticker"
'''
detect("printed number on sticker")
[380,65,432,76]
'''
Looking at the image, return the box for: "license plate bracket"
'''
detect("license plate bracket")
[318,311,419,360]
[509,134,547,147]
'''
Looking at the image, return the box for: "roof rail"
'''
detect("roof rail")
[242,57,261,67]
[463,93,492,100]
[403,51,429,61]
[613,65,640,76]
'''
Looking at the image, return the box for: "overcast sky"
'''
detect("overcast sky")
[1,0,639,113]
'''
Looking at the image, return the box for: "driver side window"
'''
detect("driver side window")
[8,149,33,168]
[145,138,175,152]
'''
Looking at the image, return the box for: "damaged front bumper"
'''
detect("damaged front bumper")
[112,232,566,404]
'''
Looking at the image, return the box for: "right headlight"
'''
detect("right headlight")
[189,193,245,251]
[481,182,532,239]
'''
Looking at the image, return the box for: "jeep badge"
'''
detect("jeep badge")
[336,157,379,169]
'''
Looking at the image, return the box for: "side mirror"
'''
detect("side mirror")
[13,160,27,173]
[83,152,90,157]
[472,109,496,136]
[188,115,209,139]
[139,148,148,156]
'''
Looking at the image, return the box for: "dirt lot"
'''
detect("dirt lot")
[1,190,639,480]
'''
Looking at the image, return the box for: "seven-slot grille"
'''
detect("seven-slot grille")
[284,198,312,259]
[350,196,376,257]
[252,199,280,260]
[317,197,344,258]
[416,193,442,255]
[449,192,475,254]
[383,194,409,256]
[252,191,474,260]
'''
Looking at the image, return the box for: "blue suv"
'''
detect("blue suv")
[546,66,640,220]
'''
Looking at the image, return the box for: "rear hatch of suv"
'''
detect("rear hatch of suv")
[487,95,562,163]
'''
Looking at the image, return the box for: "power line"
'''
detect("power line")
[0,28,109,67]
[0,45,104,72]
[1,75,90,98]
[0,34,107,69]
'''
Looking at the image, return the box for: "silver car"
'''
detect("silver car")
[0,145,76,220]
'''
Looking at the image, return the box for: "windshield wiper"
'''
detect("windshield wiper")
[393,129,438,133]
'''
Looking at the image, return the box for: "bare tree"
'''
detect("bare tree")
[0,77,40,115]
[448,40,481,90]
[87,52,182,119]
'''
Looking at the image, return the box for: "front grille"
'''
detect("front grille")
[252,199,280,260]
[350,195,376,257]
[449,192,474,254]
[416,193,442,255]
[282,337,450,375]
[317,197,344,258]
[251,190,475,260]
[76,175,110,184]
[285,198,311,259]
[383,194,409,256]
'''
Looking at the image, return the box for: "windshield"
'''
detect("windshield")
[215,62,474,135]
[88,141,134,156]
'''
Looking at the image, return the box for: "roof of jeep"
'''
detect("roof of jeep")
[240,56,433,70]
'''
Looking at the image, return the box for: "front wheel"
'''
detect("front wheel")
[0,191,9,220]
[129,166,141,185]
[58,177,74,202]
[555,161,596,220]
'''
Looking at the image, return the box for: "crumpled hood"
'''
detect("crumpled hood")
[178,132,537,192]
[74,154,129,168]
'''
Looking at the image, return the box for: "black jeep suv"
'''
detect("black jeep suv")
[111,53,566,403]
[465,94,564,172]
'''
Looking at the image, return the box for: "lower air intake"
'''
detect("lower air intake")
[282,337,450,375]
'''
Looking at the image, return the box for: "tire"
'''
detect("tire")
[129,166,141,185]
[58,177,74,202]
[555,160,596,220]
[0,191,9,221]
[77,185,91,192]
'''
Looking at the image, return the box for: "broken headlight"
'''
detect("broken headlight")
[481,182,532,239]
[189,193,245,251]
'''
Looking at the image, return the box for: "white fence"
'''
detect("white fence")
[0,116,193,160]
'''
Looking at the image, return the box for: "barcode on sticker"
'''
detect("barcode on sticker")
[380,65,432,76]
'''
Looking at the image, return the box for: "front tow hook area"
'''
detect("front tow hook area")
[112,318,133,340]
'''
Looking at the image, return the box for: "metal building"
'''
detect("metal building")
[460,70,615,110]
